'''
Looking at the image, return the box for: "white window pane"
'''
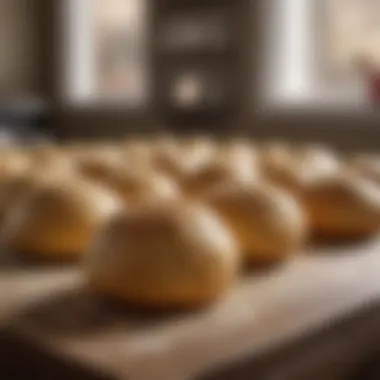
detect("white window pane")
[63,0,96,102]
[260,0,368,111]
[260,0,316,106]
[63,0,148,107]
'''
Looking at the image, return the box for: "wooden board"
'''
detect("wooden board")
[2,240,380,379]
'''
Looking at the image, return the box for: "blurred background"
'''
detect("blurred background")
[1,0,380,148]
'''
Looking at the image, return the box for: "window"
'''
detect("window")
[259,0,379,112]
[61,0,148,107]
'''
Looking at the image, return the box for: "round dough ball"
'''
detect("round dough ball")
[152,136,216,181]
[204,183,306,264]
[123,139,154,170]
[259,141,293,163]
[154,143,213,182]
[0,165,79,230]
[74,149,123,183]
[346,154,380,185]
[26,143,58,161]
[151,134,179,155]
[180,160,256,199]
[150,136,180,171]
[259,142,295,187]
[0,172,43,228]
[0,149,30,177]
[25,143,77,175]
[182,136,216,162]
[85,203,239,308]
[153,149,191,180]
[297,144,341,174]
[302,174,380,238]
[261,143,340,194]
[105,167,180,205]
[1,180,122,261]
[216,139,259,179]
[62,142,107,161]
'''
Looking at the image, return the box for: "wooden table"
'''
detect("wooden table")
[2,240,380,380]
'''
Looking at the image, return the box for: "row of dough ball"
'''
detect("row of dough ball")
[2,137,380,239]
[0,138,380,308]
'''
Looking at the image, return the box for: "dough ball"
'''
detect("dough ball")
[85,202,239,308]
[205,183,307,264]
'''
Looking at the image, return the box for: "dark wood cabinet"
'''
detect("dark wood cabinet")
[152,0,251,128]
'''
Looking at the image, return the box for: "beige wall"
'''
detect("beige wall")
[0,0,39,94]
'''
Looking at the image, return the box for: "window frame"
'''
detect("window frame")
[58,0,151,111]
[258,0,369,115]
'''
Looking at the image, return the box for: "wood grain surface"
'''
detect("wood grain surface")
[2,239,380,379]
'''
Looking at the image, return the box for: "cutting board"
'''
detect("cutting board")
[2,239,380,380]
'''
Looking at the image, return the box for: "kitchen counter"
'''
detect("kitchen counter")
[2,239,380,379]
